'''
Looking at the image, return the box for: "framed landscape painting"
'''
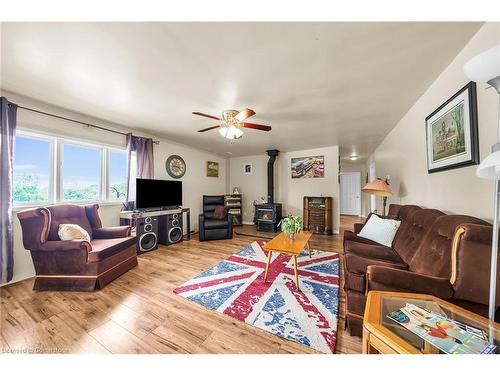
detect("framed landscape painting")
[425,82,479,173]
[291,155,324,178]
[206,161,219,177]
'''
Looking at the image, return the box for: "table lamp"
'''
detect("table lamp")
[362,178,392,216]
[464,43,500,338]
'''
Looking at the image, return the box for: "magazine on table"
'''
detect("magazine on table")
[418,305,489,341]
[387,303,496,354]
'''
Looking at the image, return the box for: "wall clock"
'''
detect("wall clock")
[165,155,186,179]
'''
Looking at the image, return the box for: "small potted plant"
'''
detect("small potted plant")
[279,215,303,240]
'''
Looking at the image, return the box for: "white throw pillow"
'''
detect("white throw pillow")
[58,224,91,242]
[358,214,401,247]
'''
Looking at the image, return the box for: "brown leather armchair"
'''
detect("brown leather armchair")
[17,204,138,291]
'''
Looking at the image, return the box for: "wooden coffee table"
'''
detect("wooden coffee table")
[363,291,500,354]
[263,231,312,291]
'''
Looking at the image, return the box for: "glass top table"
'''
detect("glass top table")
[363,291,499,354]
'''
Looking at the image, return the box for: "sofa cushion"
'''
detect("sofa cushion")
[386,204,402,218]
[88,237,136,262]
[358,215,401,247]
[409,215,489,278]
[392,208,446,264]
[47,204,93,241]
[344,240,403,263]
[396,205,422,221]
[204,219,230,230]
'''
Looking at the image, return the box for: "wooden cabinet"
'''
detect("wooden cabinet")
[303,196,333,235]
[225,194,242,226]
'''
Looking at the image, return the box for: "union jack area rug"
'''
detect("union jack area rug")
[173,240,340,353]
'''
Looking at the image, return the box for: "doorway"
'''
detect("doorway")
[340,172,361,216]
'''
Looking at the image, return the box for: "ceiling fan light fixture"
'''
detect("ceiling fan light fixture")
[218,125,243,140]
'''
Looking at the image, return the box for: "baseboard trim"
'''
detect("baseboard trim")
[242,221,255,225]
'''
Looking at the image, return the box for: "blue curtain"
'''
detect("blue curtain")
[0,97,17,283]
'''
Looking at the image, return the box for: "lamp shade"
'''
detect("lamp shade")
[477,150,500,180]
[464,44,500,91]
[218,126,243,139]
[362,178,392,197]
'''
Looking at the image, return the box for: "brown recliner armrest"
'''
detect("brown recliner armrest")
[38,240,92,252]
[366,265,454,299]
[93,226,132,239]
[451,224,500,306]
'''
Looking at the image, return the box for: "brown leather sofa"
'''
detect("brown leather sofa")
[17,204,138,291]
[343,204,500,337]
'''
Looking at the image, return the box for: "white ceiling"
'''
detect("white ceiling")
[1,22,482,159]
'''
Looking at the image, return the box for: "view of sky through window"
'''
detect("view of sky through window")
[62,144,101,201]
[13,136,50,203]
[109,150,127,199]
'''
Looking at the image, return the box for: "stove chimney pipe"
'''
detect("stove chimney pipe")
[266,149,279,204]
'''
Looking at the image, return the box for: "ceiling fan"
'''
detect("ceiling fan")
[193,108,272,139]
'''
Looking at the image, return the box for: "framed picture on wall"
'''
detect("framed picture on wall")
[243,163,253,175]
[206,161,219,177]
[425,82,479,173]
[291,155,324,179]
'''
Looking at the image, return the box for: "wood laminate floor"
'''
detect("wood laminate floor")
[0,216,364,354]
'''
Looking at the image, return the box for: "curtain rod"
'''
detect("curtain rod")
[15,104,160,144]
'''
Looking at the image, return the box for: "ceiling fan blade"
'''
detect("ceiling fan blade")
[241,122,272,132]
[192,112,221,121]
[197,125,220,133]
[234,108,256,122]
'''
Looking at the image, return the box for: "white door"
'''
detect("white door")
[340,172,361,216]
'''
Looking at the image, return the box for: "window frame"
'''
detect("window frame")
[13,128,127,208]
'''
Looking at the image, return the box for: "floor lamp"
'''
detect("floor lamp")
[464,44,500,341]
[362,178,392,216]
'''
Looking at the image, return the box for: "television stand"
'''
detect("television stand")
[120,207,191,242]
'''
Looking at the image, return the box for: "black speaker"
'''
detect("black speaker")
[136,216,158,253]
[158,212,183,245]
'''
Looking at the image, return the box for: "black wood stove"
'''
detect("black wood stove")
[255,149,282,232]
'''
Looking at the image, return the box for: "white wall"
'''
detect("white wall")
[229,146,340,233]
[3,91,228,286]
[370,23,500,221]
[228,154,268,224]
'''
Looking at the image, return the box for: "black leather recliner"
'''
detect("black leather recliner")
[198,195,233,241]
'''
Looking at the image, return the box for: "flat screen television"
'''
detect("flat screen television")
[135,178,182,210]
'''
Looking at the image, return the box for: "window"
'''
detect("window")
[62,144,102,201]
[108,149,127,200]
[13,135,51,204]
[13,130,128,206]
